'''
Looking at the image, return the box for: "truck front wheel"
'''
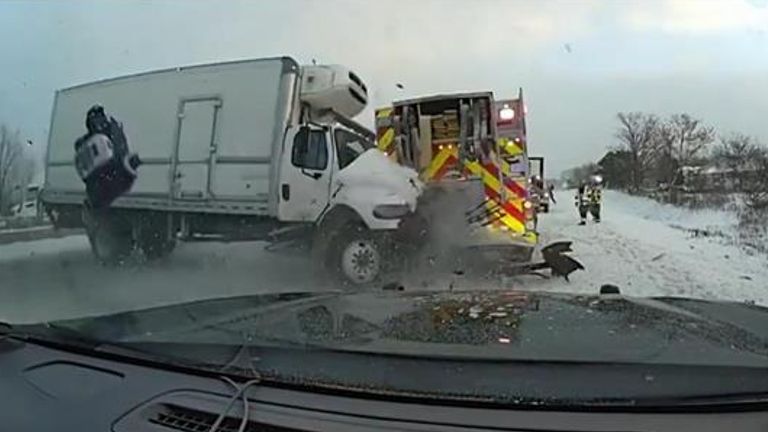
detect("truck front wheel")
[329,226,383,286]
[82,208,134,265]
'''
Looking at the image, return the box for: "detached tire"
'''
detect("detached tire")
[328,225,383,286]
[83,208,134,265]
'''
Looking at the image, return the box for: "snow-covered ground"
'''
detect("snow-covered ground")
[0,190,766,325]
[525,190,767,303]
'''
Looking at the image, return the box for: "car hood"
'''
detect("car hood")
[44,290,768,368]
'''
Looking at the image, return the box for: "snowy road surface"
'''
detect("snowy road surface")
[1,190,766,324]
[0,236,317,323]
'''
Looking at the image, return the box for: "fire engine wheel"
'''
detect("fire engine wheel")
[330,227,383,286]
[83,208,134,265]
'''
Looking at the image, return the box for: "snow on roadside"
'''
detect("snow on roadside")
[529,190,768,306]
[603,190,736,232]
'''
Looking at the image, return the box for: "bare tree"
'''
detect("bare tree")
[665,114,715,169]
[0,125,24,213]
[713,133,762,192]
[646,114,714,202]
[707,133,768,210]
[615,112,661,192]
[742,149,768,210]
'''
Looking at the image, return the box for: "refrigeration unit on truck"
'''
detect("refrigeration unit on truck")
[374,91,537,262]
[42,57,424,285]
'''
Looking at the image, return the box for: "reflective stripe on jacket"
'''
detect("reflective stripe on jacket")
[587,188,602,204]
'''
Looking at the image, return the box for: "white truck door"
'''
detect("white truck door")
[172,98,221,199]
[277,126,333,222]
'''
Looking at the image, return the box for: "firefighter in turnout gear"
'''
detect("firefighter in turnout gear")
[575,184,589,225]
[575,175,603,225]
[587,180,602,222]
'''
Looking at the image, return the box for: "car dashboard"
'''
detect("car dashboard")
[2,338,768,432]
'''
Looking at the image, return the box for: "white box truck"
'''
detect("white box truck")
[42,57,424,285]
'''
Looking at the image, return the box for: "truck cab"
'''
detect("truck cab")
[276,120,423,285]
[277,65,423,284]
[278,122,420,228]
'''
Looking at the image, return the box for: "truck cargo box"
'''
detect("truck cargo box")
[43,57,299,216]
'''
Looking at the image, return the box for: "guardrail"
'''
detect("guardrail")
[0,225,83,245]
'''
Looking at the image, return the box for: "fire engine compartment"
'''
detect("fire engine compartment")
[383,93,537,263]
[390,92,497,174]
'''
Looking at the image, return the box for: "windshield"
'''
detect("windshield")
[335,127,374,169]
[2,0,768,408]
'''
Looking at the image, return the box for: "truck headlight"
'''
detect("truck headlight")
[373,204,411,219]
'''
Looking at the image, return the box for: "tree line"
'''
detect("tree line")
[563,112,768,210]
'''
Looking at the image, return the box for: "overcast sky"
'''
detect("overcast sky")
[2,0,768,176]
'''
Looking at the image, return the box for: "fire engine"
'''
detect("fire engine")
[375,89,537,261]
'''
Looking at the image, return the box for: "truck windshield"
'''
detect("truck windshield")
[334,128,374,169]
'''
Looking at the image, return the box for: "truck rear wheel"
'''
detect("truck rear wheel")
[137,227,176,260]
[83,208,134,265]
[136,214,176,260]
[328,225,383,286]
